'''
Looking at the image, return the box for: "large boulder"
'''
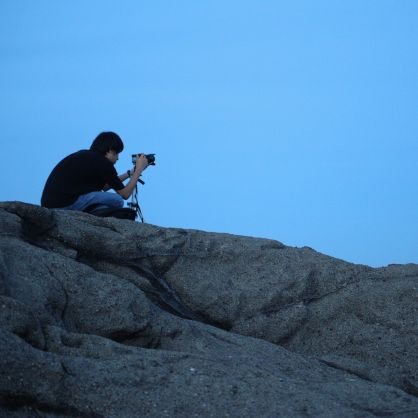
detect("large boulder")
[0,201,417,417]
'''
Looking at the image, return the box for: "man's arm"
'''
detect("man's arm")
[116,154,149,200]
[118,171,131,182]
[102,171,131,191]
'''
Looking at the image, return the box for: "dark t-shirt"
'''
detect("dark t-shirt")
[41,150,124,208]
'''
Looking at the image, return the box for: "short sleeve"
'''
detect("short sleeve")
[103,162,124,191]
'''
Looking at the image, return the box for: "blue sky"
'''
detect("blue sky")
[1,1,417,267]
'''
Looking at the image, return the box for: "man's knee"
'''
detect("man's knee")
[110,193,124,208]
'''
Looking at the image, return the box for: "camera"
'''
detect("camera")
[132,153,156,166]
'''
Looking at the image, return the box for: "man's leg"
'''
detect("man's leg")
[65,192,124,212]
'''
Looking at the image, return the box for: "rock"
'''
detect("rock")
[0,201,417,417]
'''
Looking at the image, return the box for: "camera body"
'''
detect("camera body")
[132,153,156,166]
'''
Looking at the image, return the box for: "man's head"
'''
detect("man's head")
[90,132,124,164]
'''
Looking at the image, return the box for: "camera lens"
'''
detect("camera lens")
[145,154,155,164]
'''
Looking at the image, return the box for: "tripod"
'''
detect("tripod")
[127,181,145,223]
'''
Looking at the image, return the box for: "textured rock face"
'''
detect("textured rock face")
[0,201,417,417]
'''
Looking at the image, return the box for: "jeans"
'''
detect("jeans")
[63,191,124,212]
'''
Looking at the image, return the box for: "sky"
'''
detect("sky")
[1,1,417,267]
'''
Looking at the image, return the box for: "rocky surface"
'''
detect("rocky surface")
[1,201,417,417]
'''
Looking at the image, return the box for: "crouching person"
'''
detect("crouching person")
[41,131,148,220]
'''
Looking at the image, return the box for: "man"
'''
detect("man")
[41,131,149,218]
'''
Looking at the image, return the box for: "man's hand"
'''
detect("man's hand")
[116,154,149,200]
[134,154,149,174]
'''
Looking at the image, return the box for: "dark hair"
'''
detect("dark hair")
[90,132,124,155]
